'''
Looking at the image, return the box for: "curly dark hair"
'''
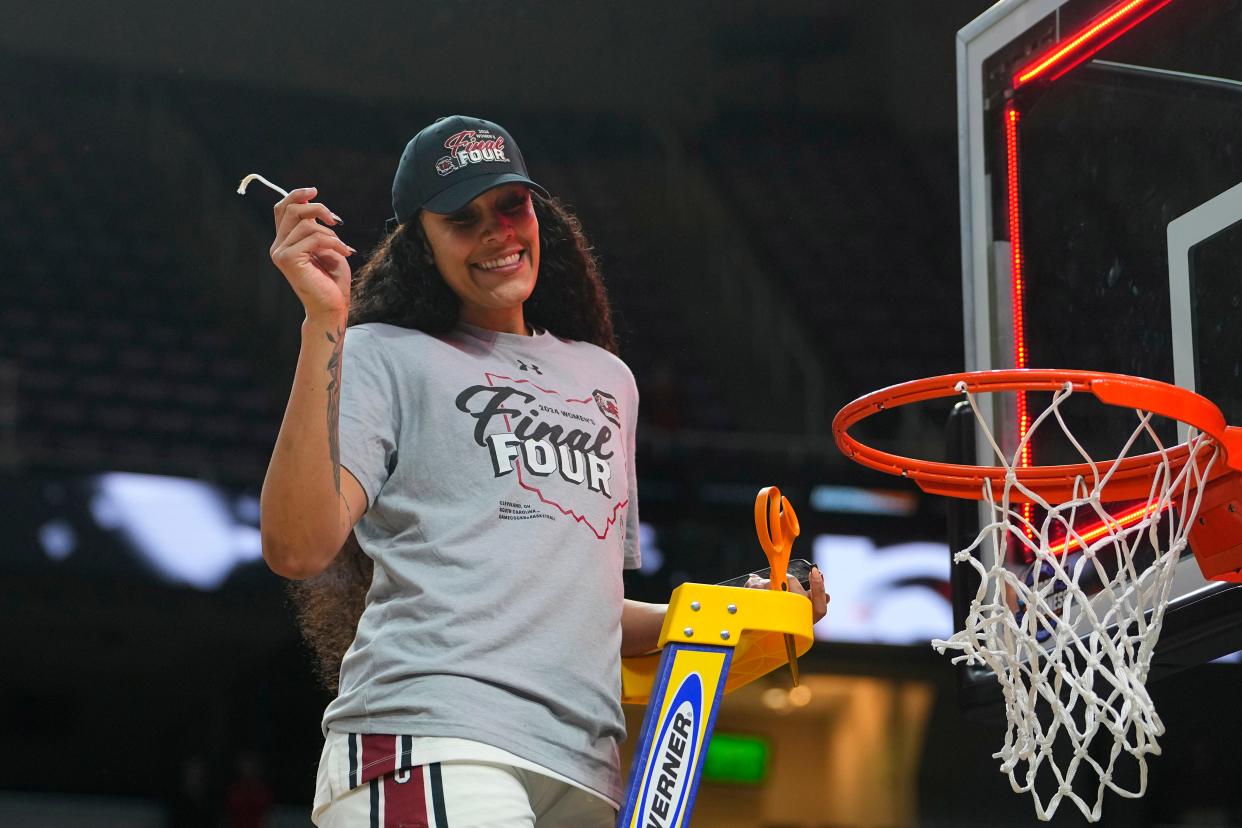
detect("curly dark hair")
[288,192,618,693]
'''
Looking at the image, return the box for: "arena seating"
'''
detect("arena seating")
[703,123,964,403]
[0,99,281,480]
[0,77,962,481]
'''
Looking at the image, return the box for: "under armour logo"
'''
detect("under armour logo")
[517,360,542,375]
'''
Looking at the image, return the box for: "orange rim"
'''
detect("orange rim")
[832,369,1241,503]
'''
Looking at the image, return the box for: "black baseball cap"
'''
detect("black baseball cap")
[391,115,548,224]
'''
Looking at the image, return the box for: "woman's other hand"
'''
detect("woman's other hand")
[269,187,355,320]
[745,566,829,624]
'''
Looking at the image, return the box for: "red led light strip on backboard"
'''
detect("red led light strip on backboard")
[1004,102,1035,533]
[1013,0,1175,88]
[1004,103,1031,471]
[1003,0,1179,541]
[1046,501,1168,556]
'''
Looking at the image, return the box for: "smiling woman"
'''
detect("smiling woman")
[420,183,542,333]
[257,115,697,828]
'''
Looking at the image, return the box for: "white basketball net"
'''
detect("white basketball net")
[931,380,1221,822]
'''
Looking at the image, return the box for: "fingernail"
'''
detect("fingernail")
[332,213,344,224]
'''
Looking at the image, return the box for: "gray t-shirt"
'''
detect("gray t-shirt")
[322,320,641,803]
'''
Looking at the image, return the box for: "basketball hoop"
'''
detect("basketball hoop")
[833,369,1242,821]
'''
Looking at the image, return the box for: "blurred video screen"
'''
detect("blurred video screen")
[812,534,952,646]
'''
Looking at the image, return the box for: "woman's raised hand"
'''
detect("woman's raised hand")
[269,187,355,320]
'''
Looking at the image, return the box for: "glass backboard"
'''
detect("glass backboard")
[954,0,1242,714]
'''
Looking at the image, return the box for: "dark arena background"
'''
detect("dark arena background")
[3,1,1241,826]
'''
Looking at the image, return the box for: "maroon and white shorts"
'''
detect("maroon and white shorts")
[311,732,617,828]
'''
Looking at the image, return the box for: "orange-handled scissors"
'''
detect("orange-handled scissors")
[754,486,801,685]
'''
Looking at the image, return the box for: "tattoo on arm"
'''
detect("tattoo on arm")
[326,328,344,496]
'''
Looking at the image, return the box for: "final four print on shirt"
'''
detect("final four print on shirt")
[452,370,628,542]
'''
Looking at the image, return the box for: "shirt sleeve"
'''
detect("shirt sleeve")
[622,365,642,571]
[338,326,400,508]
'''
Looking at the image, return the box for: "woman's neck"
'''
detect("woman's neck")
[459,307,531,336]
